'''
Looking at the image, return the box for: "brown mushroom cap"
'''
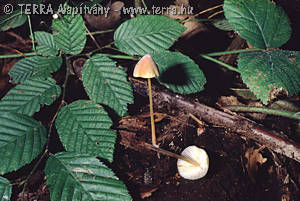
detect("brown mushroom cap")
[133,54,159,78]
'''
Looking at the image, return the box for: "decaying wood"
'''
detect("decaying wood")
[128,78,300,163]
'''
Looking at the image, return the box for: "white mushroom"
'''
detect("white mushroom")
[177,146,209,180]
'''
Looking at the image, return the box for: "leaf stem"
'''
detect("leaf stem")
[85,25,101,49]
[141,0,148,10]
[86,42,113,57]
[225,105,300,121]
[199,54,240,73]
[87,29,115,35]
[148,78,157,147]
[0,52,37,59]
[204,48,263,57]
[208,10,224,19]
[27,15,35,52]
[88,52,137,60]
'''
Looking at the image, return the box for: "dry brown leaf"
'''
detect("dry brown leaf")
[119,115,148,130]
[138,112,169,123]
[163,5,189,20]
[84,1,124,30]
[1,58,17,75]
[218,95,243,106]
[182,21,208,39]
[162,4,208,39]
[268,87,287,102]
[175,0,190,7]
[71,58,86,79]
[245,146,267,183]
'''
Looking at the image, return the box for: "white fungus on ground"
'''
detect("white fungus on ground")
[177,145,209,180]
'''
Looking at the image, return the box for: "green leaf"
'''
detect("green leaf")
[9,56,62,83]
[238,50,300,104]
[0,113,46,174]
[45,152,132,201]
[34,31,59,56]
[0,10,27,31]
[82,55,134,117]
[223,0,291,49]
[52,6,86,55]
[0,177,11,201]
[114,15,186,56]
[0,77,61,116]
[56,100,116,162]
[152,51,206,94]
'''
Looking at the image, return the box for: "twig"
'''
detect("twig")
[0,52,37,59]
[118,131,200,166]
[85,42,114,57]
[183,4,223,23]
[85,25,101,49]
[189,113,205,126]
[7,32,28,46]
[208,10,224,19]
[129,78,300,163]
[0,44,26,57]
[143,142,200,166]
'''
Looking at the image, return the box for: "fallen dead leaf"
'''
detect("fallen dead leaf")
[218,95,243,106]
[244,146,267,183]
[268,87,288,103]
[175,0,190,7]
[71,57,86,79]
[162,4,208,39]
[84,1,124,30]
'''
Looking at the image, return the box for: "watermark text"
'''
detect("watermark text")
[2,3,194,17]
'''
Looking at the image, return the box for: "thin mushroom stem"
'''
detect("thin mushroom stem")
[147,78,157,146]
[144,143,200,166]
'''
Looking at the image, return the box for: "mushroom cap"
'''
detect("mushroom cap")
[133,54,159,78]
[177,146,209,180]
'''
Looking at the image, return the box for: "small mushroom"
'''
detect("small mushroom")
[177,146,209,180]
[133,54,159,147]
